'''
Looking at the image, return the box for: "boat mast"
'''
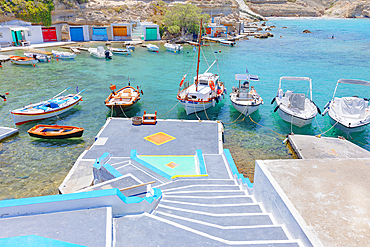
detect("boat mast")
[196,19,203,91]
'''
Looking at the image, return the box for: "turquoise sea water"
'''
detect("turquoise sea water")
[0,18,369,200]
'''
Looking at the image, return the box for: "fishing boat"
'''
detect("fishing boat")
[272,76,320,127]
[88,46,113,59]
[24,52,51,62]
[105,83,142,114]
[177,19,226,115]
[322,79,370,133]
[11,87,83,126]
[108,46,131,56]
[164,43,183,53]
[27,125,84,139]
[230,72,262,116]
[147,44,159,52]
[9,55,38,66]
[52,50,76,59]
[219,39,236,47]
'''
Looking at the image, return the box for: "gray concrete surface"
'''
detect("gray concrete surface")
[258,158,370,247]
[288,134,370,159]
[0,127,18,141]
[0,207,109,247]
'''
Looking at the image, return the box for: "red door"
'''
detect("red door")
[42,27,57,42]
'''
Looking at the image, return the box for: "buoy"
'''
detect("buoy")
[57,58,59,61]
[6,92,9,95]
[156,51,159,53]
[33,64,35,67]
[219,50,221,53]
[174,51,176,53]
[214,52,218,53]
[187,52,189,53]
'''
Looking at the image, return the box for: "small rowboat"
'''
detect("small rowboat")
[219,39,236,47]
[52,50,76,59]
[24,52,51,62]
[105,84,142,115]
[108,46,131,56]
[9,55,38,66]
[27,125,84,139]
[147,44,159,52]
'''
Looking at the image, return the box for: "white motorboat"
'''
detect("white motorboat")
[11,87,83,125]
[52,50,76,59]
[272,76,320,127]
[230,73,262,116]
[107,46,131,56]
[177,19,225,115]
[24,52,51,62]
[322,79,370,133]
[164,43,183,53]
[88,46,113,59]
[147,44,159,52]
[219,39,236,47]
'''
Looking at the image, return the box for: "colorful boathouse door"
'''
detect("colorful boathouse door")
[92,27,108,41]
[70,27,84,41]
[11,30,22,46]
[145,28,157,41]
[42,27,57,42]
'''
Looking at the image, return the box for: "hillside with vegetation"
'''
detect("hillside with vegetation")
[0,0,368,28]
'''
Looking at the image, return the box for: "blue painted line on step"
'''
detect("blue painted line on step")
[196,149,207,175]
[224,149,253,188]
[103,163,123,178]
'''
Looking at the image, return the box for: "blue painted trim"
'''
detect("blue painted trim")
[224,149,253,188]
[196,149,207,175]
[103,164,122,178]
[93,152,110,169]
[0,188,162,208]
[0,235,85,246]
[130,150,172,180]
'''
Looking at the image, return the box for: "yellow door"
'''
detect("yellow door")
[113,26,127,36]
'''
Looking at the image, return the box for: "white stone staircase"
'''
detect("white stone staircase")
[114,178,302,246]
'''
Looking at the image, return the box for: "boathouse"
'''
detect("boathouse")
[69,25,90,42]
[0,20,43,46]
[140,22,160,41]
[90,26,112,41]
[111,23,132,41]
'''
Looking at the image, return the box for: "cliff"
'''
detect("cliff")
[0,0,368,27]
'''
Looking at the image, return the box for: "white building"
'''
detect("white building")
[0,20,43,47]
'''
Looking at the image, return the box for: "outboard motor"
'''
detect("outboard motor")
[105,50,112,59]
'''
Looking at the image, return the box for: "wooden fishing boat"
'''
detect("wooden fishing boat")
[105,84,142,114]
[24,52,51,62]
[11,87,84,125]
[27,125,84,139]
[177,19,226,115]
[219,39,236,47]
[9,55,38,66]
[147,44,159,52]
[164,43,183,53]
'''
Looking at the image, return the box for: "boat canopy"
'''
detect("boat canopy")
[235,74,259,81]
[280,76,311,81]
[337,79,370,86]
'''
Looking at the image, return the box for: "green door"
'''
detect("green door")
[145,28,157,41]
[11,30,22,46]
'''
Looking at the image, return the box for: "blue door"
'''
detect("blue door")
[92,27,108,41]
[70,27,84,41]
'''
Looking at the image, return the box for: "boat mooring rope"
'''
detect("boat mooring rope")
[203,102,210,121]
[315,120,338,137]
[222,106,249,125]
[248,115,285,137]
[0,111,11,123]
[158,101,180,118]
[118,104,128,118]
[194,102,201,121]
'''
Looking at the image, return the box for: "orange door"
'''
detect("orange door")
[113,26,127,36]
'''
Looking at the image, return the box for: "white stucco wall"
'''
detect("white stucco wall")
[25,26,43,44]
[0,27,12,45]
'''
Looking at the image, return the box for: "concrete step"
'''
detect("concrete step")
[163,195,254,204]
[156,179,235,190]
[109,157,131,168]
[0,207,111,247]
[114,213,300,246]
[160,200,262,214]
[155,206,274,226]
[161,184,241,193]
[162,190,246,197]
[155,213,291,242]
[114,163,164,186]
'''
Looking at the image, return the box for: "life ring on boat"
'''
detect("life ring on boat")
[217,89,222,95]
[209,81,215,91]
[180,79,184,87]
